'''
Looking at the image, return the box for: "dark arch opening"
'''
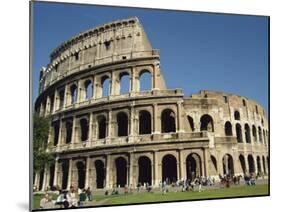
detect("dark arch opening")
[117,112,128,136]
[161,109,176,133]
[65,121,72,144]
[80,118,89,142]
[119,72,130,94]
[95,160,105,189]
[61,160,69,190]
[138,156,152,185]
[262,156,267,174]
[84,80,93,100]
[53,121,60,146]
[234,111,240,120]
[70,84,78,104]
[49,163,55,189]
[76,161,86,189]
[139,110,151,134]
[245,124,251,143]
[239,155,246,174]
[186,153,202,180]
[248,154,255,174]
[162,154,177,184]
[115,157,127,187]
[224,121,233,136]
[97,115,106,139]
[236,123,243,143]
[258,127,262,143]
[257,156,262,174]
[211,155,217,172]
[139,70,152,91]
[222,154,234,176]
[59,89,65,109]
[39,168,44,191]
[187,116,195,132]
[200,114,214,132]
[252,125,257,142]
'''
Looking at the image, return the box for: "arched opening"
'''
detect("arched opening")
[65,121,72,144]
[248,154,255,174]
[236,123,243,143]
[257,156,262,174]
[49,163,55,188]
[222,154,234,176]
[258,127,262,143]
[95,160,105,189]
[119,72,130,94]
[97,115,106,139]
[59,89,65,109]
[162,154,177,184]
[76,161,86,189]
[117,112,128,136]
[252,125,257,142]
[53,121,60,146]
[138,156,152,185]
[39,168,44,191]
[161,109,176,133]
[84,80,93,100]
[80,118,89,142]
[101,76,110,97]
[234,111,240,120]
[139,70,152,91]
[139,110,151,134]
[239,155,246,174]
[245,124,251,143]
[224,121,233,136]
[61,160,69,190]
[186,153,202,180]
[187,116,195,132]
[70,84,78,104]
[115,157,127,187]
[262,156,267,174]
[200,114,214,132]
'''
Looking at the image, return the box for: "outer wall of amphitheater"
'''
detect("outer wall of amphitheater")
[34,17,269,191]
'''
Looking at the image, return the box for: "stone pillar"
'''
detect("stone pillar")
[177,101,184,132]
[45,96,51,116]
[88,113,93,142]
[34,172,40,190]
[153,104,160,134]
[41,166,49,191]
[129,106,135,142]
[106,110,113,142]
[67,159,73,189]
[58,119,63,147]
[77,80,82,103]
[129,153,135,187]
[130,67,137,93]
[203,149,209,177]
[71,117,77,147]
[153,151,160,186]
[53,158,59,187]
[105,155,112,189]
[152,64,159,90]
[85,157,90,188]
[244,155,249,175]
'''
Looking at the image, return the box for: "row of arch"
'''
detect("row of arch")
[234,110,265,127]
[224,121,268,144]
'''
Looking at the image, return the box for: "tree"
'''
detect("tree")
[33,113,54,173]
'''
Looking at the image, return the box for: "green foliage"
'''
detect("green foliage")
[33,113,54,172]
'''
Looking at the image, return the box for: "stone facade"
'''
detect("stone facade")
[34,17,269,191]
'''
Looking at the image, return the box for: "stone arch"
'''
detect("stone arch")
[70,84,78,104]
[222,154,234,176]
[84,79,93,100]
[117,112,128,136]
[245,124,251,143]
[80,118,89,142]
[162,154,177,184]
[97,115,106,139]
[94,160,105,188]
[236,123,243,143]
[234,111,240,120]
[187,115,195,132]
[139,69,152,91]
[76,161,86,189]
[139,110,152,135]
[200,114,214,132]
[186,153,202,180]
[224,121,233,136]
[252,125,257,142]
[138,156,152,185]
[101,75,110,97]
[248,154,255,174]
[239,155,246,174]
[119,72,130,94]
[161,109,176,133]
[115,157,127,187]
[210,155,218,173]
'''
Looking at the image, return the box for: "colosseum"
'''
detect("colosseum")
[34,17,269,192]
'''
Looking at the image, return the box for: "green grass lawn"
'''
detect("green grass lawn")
[33,184,269,209]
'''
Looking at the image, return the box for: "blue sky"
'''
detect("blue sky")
[32,2,269,112]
